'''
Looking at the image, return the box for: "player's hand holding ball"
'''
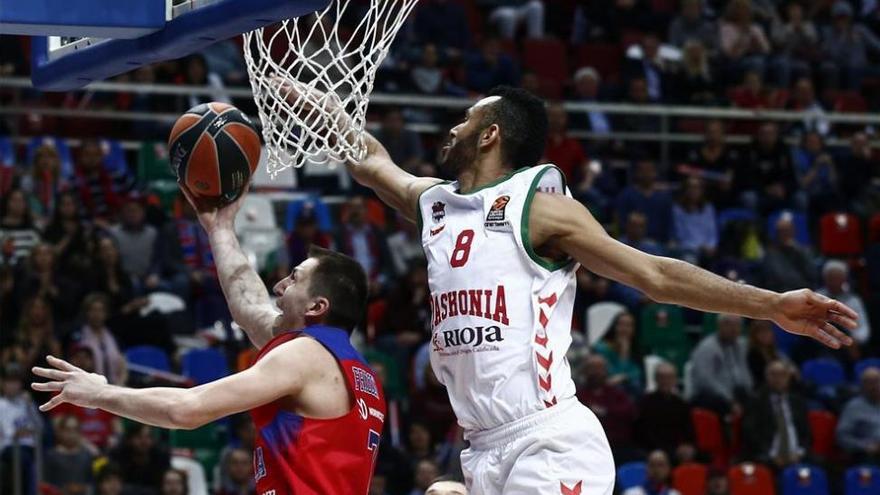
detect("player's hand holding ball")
[169,102,261,229]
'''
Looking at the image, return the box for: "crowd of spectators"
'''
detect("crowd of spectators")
[1,1,880,495]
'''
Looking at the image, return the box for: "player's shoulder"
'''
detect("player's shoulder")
[259,334,337,369]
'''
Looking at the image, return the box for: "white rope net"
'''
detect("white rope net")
[243,0,419,177]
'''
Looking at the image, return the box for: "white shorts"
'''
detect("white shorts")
[461,398,615,495]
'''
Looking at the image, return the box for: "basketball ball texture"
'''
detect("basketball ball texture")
[168,102,261,206]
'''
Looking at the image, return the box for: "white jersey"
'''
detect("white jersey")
[417,164,579,433]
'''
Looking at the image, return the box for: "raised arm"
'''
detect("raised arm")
[530,192,857,348]
[181,188,279,348]
[31,340,313,429]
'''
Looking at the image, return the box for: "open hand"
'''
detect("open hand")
[179,182,248,233]
[31,356,108,412]
[772,289,857,349]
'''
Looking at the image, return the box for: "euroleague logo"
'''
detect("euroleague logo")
[485,195,511,230]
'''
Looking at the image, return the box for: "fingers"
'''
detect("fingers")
[827,311,858,331]
[827,299,859,321]
[810,322,849,349]
[821,321,854,347]
[46,355,79,372]
[39,394,66,412]
[31,381,64,392]
[32,366,68,380]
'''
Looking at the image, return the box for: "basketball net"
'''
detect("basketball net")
[243,0,419,177]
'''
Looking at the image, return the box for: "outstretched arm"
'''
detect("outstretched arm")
[531,193,856,348]
[32,341,311,429]
[181,188,279,349]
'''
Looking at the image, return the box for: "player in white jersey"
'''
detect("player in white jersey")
[275,82,858,494]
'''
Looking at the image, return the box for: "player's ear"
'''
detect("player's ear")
[480,123,501,149]
[305,296,330,319]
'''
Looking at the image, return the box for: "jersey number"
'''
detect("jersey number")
[450,229,474,268]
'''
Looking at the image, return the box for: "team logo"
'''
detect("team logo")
[430,224,445,236]
[485,195,511,230]
[254,447,267,482]
[357,398,369,420]
[432,201,446,223]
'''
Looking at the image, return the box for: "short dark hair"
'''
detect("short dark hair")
[484,86,548,170]
[307,246,368,333]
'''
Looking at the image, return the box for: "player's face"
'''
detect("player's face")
[440,96,499,175]
[426,481,467,495]
[273,257,321,330]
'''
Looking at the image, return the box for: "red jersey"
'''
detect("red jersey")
[249,325,386,495]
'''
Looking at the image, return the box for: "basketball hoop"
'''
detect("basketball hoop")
[243,0,419,176]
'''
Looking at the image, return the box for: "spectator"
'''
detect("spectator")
[616,159,673,244]
[543,102,588,181]
[369,473,390,495]
[21,144,66,221]
[593,311,643,391]
[159,469,187,495]
[286,205,333,269]
[201,40,247,86]
[719,0,771,81]
[683,120,740,208]
[673,40,718,105]
[746,319,794,388]
[409,364,457,443]
[373,108,424,173]
[818,259,871,345]
[672,177,718,264]
[0,363,41,495]
[464,38,520,93]
[705,468,731,495]
[109,194,163,293]
[793,131,841,218]
[50,345,122,450]
[762,212,818,292]
[72,139,134,223]
[336,196,392,291]
[413,0,471,55]
[743,360,811,468]
[616,78,662,134]
[740,122,799,213]
[570,67,613,136]
[622,450,681,495]
[626,31,672,102]
[635,362,696,462]
[729,70,786,111]
[482,0,545,39]
[181,53,231,108]
[576,354,639,462]
[216,449,254,495]
[88,237,156,339]
[770,1,818,87]
[835,367,880,463]
[44,415,96,495]
[668,0,718,51]
[380,261,430,354]
[407,421,438,467]
[836,132,875,206]
[387,213,423,277]
[0,188,41,267]
[787,77,830,136]
[411,44,464,97]
[71,293,126,385]
[11,297,62,403]
[690,314,753,416]
[410,459,441,495]
[820,0,880,89]
[93,464,128,495]
[426,478,467,495]
[620,212,666,257]
[42,191,93,278]
[13,243,81,323]
[109,424,171,494]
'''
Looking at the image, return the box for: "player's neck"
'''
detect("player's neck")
[456,161,511,194]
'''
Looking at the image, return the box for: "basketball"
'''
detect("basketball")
[168,102,261,206]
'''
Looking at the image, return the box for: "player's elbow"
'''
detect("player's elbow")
[636,256,674,303]
[168,395,208,430]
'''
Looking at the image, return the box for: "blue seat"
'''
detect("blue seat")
[284,196,333,232]
[854,358,880,382]
[99,138,128,175]
[845,465,880,495]
[767,210,810,246]
[802,358,845,387]
[781,465,828,495]
[617,462,647,491]
[25,136,74,179]
[717,208,757,229]
[182,348,230,385]
[125,345,171,372]
[0,136,14,167]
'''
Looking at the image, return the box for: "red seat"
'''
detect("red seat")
[575,43,623,81]
[869,213,880,244]
[819,212,863,256]
[651,0,677,12]
[691,408,727,467]
[728,463,775,495]
[808,410,837,457]
[523,38,569,82]
[672,463,708,495]
[833,91,868,113]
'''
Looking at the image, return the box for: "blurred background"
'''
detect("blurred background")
[1,1,880,494]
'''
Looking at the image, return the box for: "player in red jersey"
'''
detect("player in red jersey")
[32,190,386,495]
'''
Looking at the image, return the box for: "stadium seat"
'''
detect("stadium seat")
[672,462,708,495]
[125,345,171,373]
[575,43,623,81]
[818,213,863,256]
[586,301,625,346]
[171,455,209,495]
[691,408,727,466]
[522,38,569,82]
[845,465,880,495]
[617,462,647,491]
[728,463,775,495]
[801,358,846,387]
[25,136,74,179]
[717,208,757,229]
[832,91,868,113]
[640,304,685,346]
[806,410,837,457]
[0,135,14,167]
[853,358,880,381]
[99,138,127,175]
[138,141,179,211]
[182,348,229,385]
[766,210,810,246]
[781,464,829,495]
[869,213,880,244]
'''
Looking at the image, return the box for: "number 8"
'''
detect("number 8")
[451,229,474,268]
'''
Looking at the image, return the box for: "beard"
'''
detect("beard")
[438,131,478,177]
